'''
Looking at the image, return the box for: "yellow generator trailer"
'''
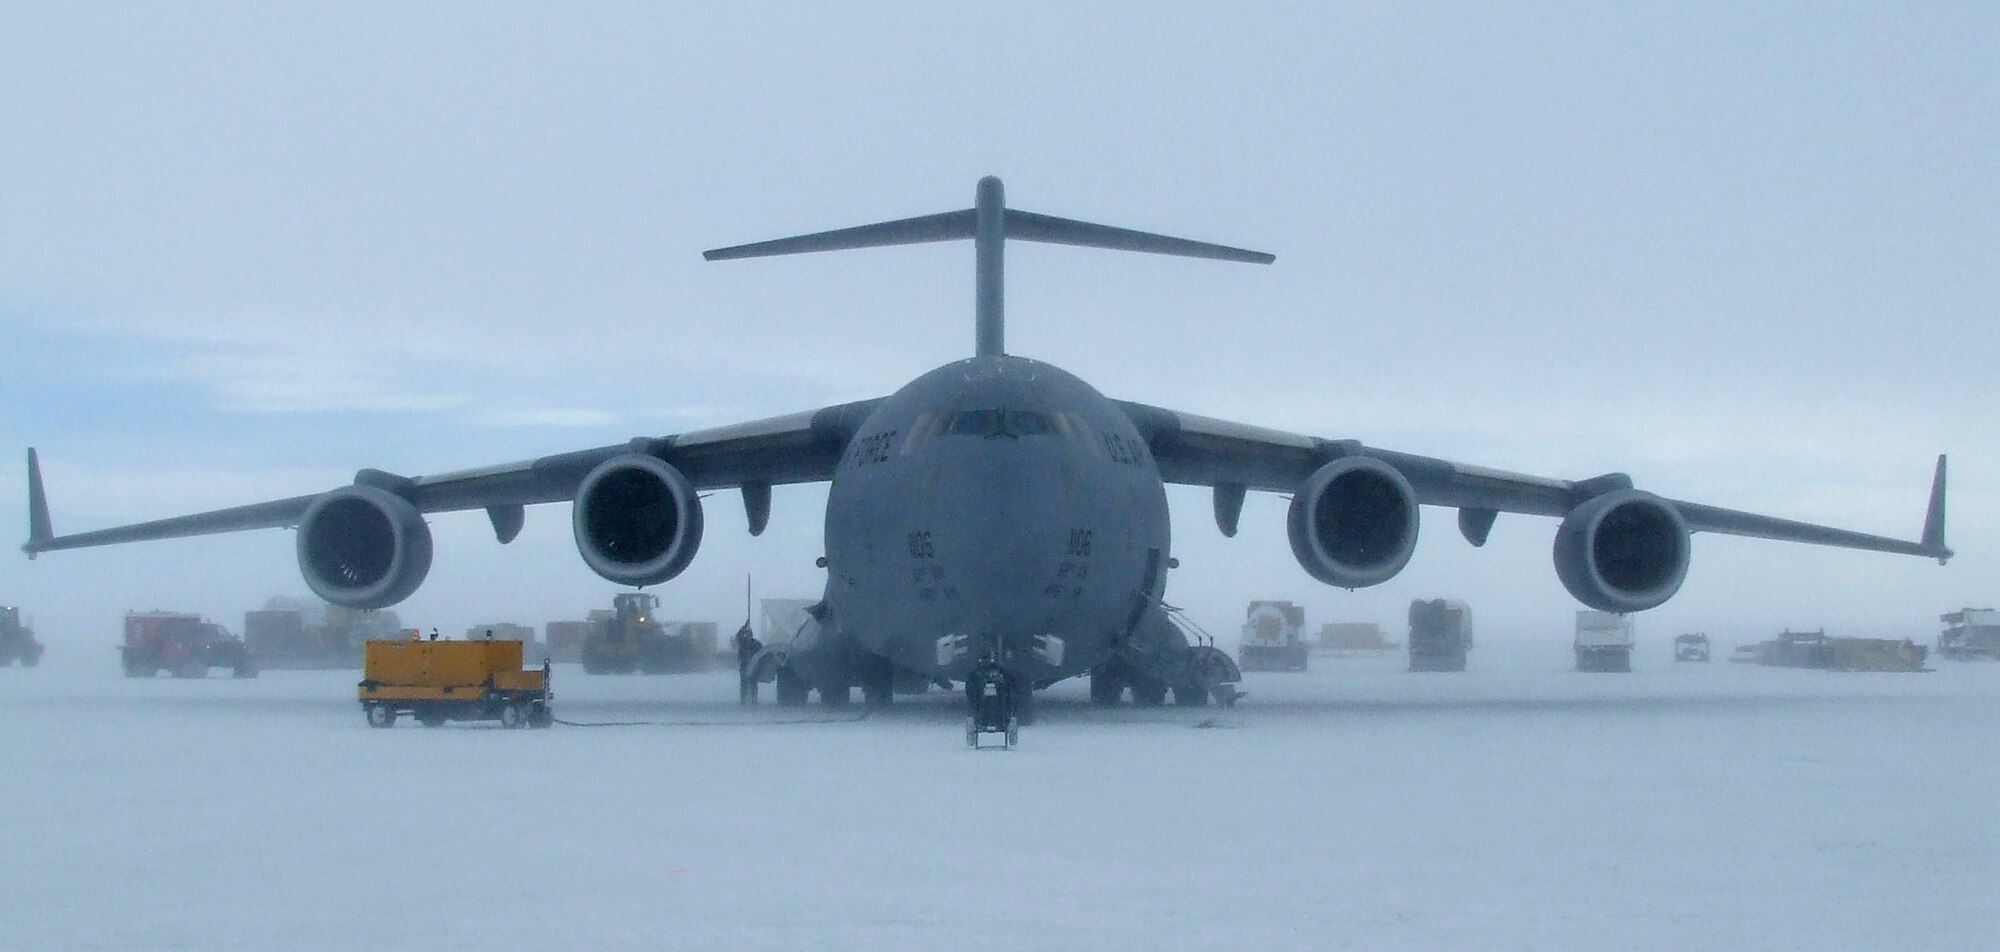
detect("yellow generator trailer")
[358,639,552,729]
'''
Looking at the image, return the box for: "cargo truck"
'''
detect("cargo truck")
[1938,609,2000,661]
[358,638,552,728]
[244,599,405,669]
[1,605,43,667]
[1238,601,1309,672]
[122,611,256,678]
[1407,599,1473,672]
[1574,610,1634,673]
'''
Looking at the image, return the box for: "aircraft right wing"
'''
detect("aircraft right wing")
[1117,400,1949,612]
[24,398,884,607]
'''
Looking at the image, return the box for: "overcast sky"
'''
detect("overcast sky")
[2,2,1994,655]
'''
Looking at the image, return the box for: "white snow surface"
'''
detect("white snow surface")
[7,643,1997,951]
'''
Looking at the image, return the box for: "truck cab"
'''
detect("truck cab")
[1,605,44,668]
[1408,599,1473,672]
[1238,601,1309,672]
[122,611,255,678]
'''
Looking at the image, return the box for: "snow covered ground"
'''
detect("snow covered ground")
[6,641,1996,951]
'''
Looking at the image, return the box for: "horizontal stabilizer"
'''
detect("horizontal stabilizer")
[704,210,975,261]
[1005,210,1273,263]
[704,206,1273,265]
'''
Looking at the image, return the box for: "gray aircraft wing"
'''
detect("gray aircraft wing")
[1116,400,1950,560]
[24,398,882,555]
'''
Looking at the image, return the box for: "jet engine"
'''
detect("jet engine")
[1286,456,1420,588]
[1553,489,1690,613]
[572,454,704,587]
[296,484,433,609]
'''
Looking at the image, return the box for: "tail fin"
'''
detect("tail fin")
[1921,454,1949,563]
[704,176,1272,358]
[25,448,52,558]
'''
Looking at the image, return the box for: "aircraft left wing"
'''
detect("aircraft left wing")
[1117,400,1948,611]
[25,397,882,556]
[23,398,884,608]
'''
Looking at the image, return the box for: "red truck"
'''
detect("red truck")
[122,611,257,679]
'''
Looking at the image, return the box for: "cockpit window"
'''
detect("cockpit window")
[900,412,948,454]
[944,408,1054,438]
[1005,410,1052,435]
[948,409,1003,436]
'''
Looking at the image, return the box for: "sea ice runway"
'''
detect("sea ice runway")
[6,643,1995,951]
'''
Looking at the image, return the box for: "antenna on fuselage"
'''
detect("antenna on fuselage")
[702,177,1274,359]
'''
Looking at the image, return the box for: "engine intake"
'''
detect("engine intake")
[1553,489,1690,613]
[296,485,433,609]
[572,454,704,586]
[1286,456,1420,588]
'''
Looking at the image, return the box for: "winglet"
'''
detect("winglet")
[25,448,52,558]
[1921,454,1949,563]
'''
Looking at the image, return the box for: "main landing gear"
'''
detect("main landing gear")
[1089,645,1243,709]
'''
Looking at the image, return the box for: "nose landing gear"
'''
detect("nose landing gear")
[965,658,1021,749]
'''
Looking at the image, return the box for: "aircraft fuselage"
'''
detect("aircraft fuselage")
[820,355,1168,685]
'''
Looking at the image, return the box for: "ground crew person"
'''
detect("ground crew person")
[732,623,763,704]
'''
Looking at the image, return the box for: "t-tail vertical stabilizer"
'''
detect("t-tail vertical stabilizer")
[702,176,1273,358]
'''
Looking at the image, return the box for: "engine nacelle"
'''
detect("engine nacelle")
[572,454,704,587]
[1553,489,1691,613]
[296,484,433,609]
[1286,456,1420,588]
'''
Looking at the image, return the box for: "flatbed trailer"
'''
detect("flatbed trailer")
[359,639,552,729]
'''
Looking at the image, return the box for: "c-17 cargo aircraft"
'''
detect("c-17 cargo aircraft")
[24,177,1951,714]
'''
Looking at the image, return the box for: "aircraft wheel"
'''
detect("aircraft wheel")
[775,667,810,707]
[1089,669,1124,706]
[860,661,895,706]
[1130,678,1167,707]
[366,704,396,729]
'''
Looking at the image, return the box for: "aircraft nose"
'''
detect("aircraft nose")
[931,448,1078,637]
